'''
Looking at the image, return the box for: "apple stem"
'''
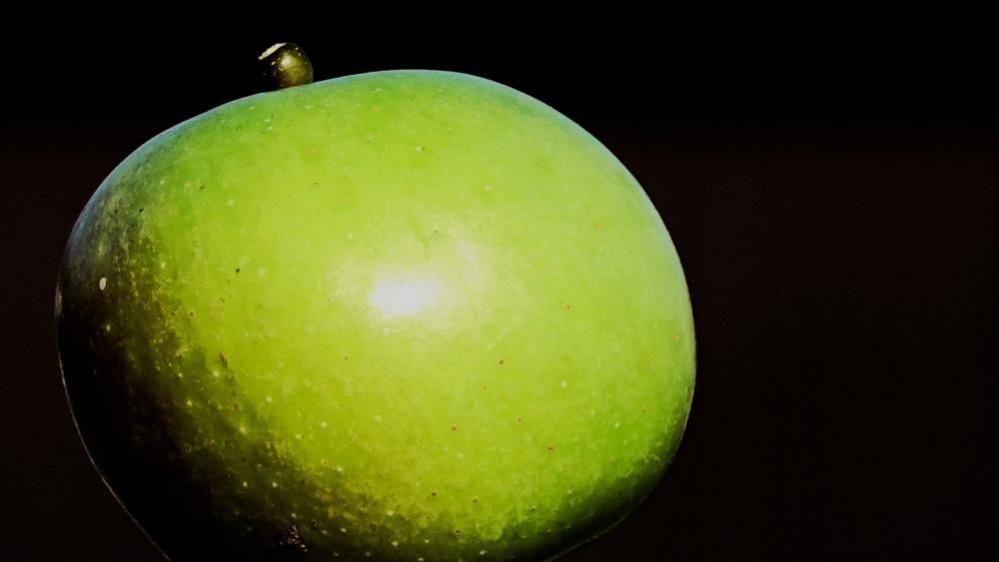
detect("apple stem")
[258,43,314,90]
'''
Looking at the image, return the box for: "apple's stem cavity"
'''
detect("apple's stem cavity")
[258,42,314,90]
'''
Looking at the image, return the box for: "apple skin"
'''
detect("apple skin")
[56,70,695,561]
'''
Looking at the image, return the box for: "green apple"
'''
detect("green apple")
[57,61,695,561]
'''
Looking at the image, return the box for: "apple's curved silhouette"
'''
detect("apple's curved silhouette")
[57,70,695,561]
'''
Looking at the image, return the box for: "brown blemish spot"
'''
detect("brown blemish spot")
[430,491,437,497]
[498,358,505,365]
[235,268,241,273]
[517,417,523,422]
[547,445,556,451]
[219,352,229,367]
[565,303,572,311]
[343,355,350,361]
[451,426,458,432]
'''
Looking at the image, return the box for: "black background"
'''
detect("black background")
[2,22,997,561]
